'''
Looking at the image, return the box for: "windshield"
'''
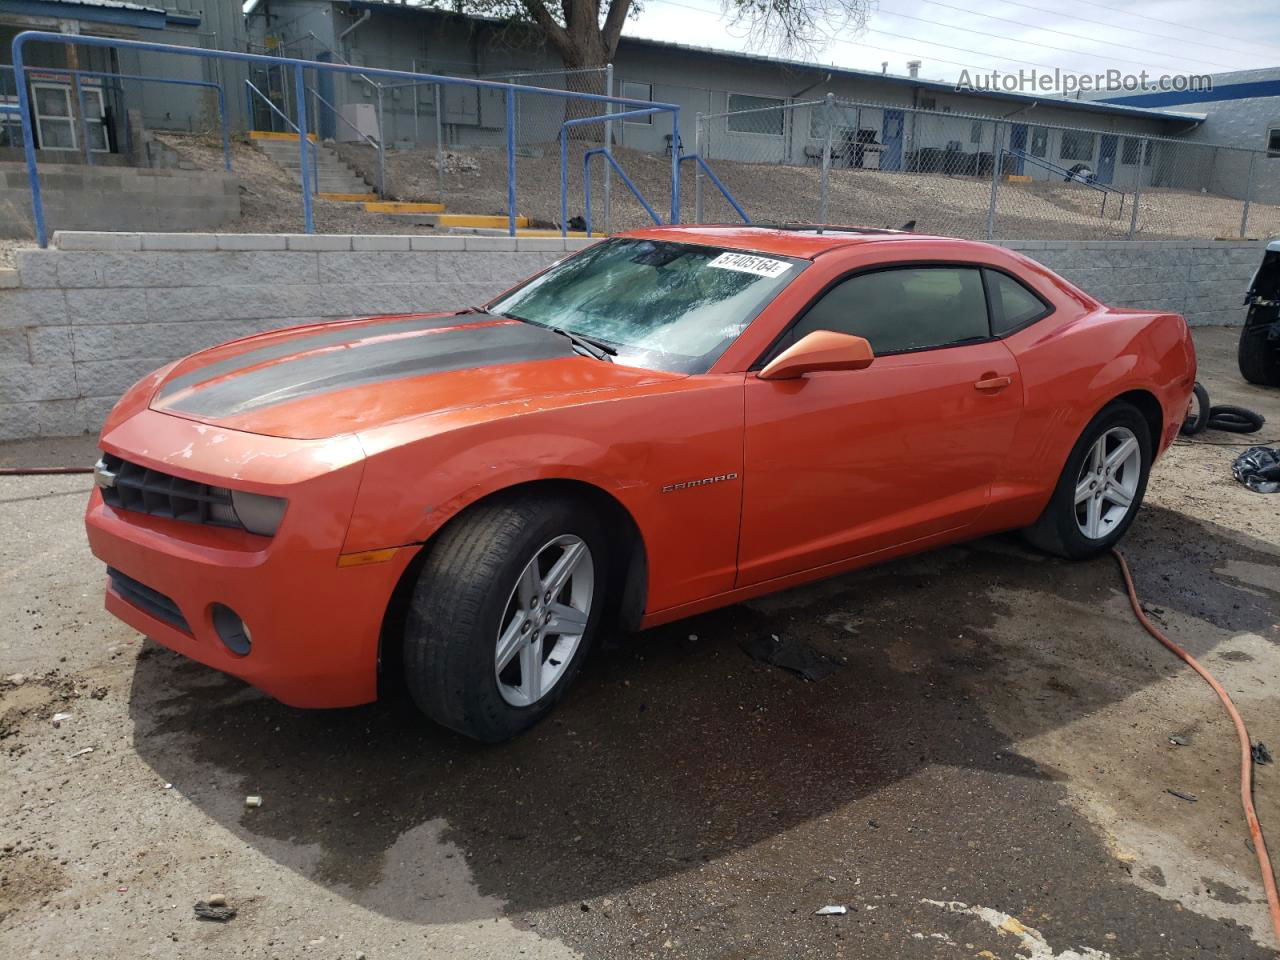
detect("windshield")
[488,238,806,373]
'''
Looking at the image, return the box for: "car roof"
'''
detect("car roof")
[618,224,995,260]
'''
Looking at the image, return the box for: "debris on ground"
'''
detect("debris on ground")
[193,899,236,922]
[1231,446,1280,493]
[739,634,843,682]
[1166,789,1199,802]
[814,905,848,916]
[1254,742,1273,765]
[244,795,263,808]
[66,747,93,760]
[1168,736,1188,746]
[51,712,71,727]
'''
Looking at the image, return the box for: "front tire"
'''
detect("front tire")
[1023,402,1152,560]
[403,495,607,742]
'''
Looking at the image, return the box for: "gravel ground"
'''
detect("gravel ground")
[1,326,1278,959]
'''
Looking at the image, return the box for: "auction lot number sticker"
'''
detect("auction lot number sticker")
[708,252,792,278]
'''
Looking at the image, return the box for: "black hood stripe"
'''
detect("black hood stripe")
[158,314,471,401]
[157,321,576,419]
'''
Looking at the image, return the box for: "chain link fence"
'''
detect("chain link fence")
[694,96,1279,242]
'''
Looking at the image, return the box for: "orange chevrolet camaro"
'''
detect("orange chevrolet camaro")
[86,225,1196,740]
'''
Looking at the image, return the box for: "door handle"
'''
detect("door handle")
[974,375,1012,391]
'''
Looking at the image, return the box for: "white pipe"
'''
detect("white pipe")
[337,10,371,45]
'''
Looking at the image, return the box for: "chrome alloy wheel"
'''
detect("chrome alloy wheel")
[1074,426,1141,540]
[495,534,594,708]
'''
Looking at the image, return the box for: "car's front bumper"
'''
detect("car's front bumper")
[84,409,413,708]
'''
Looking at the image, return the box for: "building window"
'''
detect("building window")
[1144,140,1155,166]
[1121,137,1141,165]
[1060,130,1095,162]
[621,81,651,124]
[1268,127,1280,158]
[727,94,784,135]
[970,120,983,144]
[919,97,937,111]
[1030,128,1048,158]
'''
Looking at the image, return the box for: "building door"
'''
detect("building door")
[1097,134,1118,184]
[881,109,904,171]
[316,51,336,141]
[1010,123,1028,175]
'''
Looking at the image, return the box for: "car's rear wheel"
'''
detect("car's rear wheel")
[403,495,606,742]
[1022,402,1152,559]
[1238,323,1280,386]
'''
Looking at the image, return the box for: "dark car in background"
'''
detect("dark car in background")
[1240,240,1280,386]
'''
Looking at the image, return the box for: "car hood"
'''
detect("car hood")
[149,312,676,440]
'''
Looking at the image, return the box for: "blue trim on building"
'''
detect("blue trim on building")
[1101,79,1280,108]
[1,0,166,29]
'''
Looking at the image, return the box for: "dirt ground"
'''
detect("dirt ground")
[1,326,1278,959]
[5,131,1271,266]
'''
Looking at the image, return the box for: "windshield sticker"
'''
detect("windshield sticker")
[708,252,791,278]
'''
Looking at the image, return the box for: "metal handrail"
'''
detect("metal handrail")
[1007,147,1126,219]
[679,153,749,224]
[0,63,230,170]
[11,30,680,246]
[561,106,679,237]
[583,148,660,235]
[306,84,383,198]
[245,78,319,195]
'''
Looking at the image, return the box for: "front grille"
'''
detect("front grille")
[98,453,243,531]
[107,567,191,633]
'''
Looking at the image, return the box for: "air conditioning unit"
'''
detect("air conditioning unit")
[338,102,379,142]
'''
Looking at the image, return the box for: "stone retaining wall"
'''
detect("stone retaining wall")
[0,165,240,239]
[0,231,1258,441]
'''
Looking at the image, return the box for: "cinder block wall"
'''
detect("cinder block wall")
[0,232,1258,442]
[0,165,240,239]
[0,232,590,440]
[1003,239,1257,327]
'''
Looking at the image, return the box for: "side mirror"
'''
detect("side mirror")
[758,330,875,380]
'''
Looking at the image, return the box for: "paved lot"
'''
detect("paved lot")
[1,326,1278,959]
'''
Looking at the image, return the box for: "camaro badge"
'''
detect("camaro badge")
[661,472,738,493]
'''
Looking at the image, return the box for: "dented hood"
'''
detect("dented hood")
[149,312,672,440]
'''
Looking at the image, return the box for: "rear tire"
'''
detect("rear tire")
[403,494,607,742]
[1022,402,1152,560]
[1238,323,1280,386]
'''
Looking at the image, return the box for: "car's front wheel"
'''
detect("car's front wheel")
[403,494,606,742]
[1023,401,1152,559]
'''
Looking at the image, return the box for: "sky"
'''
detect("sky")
[619,0,1280,87]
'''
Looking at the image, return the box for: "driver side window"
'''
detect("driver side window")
[782,265,990,356]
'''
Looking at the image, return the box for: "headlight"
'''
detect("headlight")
[230,490,288,536]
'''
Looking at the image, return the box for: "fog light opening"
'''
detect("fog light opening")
[211,604,252,656]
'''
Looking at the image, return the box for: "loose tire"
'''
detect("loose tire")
[403,495,607,742]
[1023,402,1152,560]
[1238,323,1280,387]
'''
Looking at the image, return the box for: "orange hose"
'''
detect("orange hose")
[1112,548,1280,943]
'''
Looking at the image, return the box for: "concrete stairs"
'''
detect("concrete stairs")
[249,131,375,199]
[246,132,599,237]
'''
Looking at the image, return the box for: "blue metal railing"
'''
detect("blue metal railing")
[0,63,230,171]
[1007,148,1126,219]
[560,107,677,237]
[306,84,383,198]
[583,148,660,235]
[679,154,749,224]
[245,78,319,195]
[11,30,680,247]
